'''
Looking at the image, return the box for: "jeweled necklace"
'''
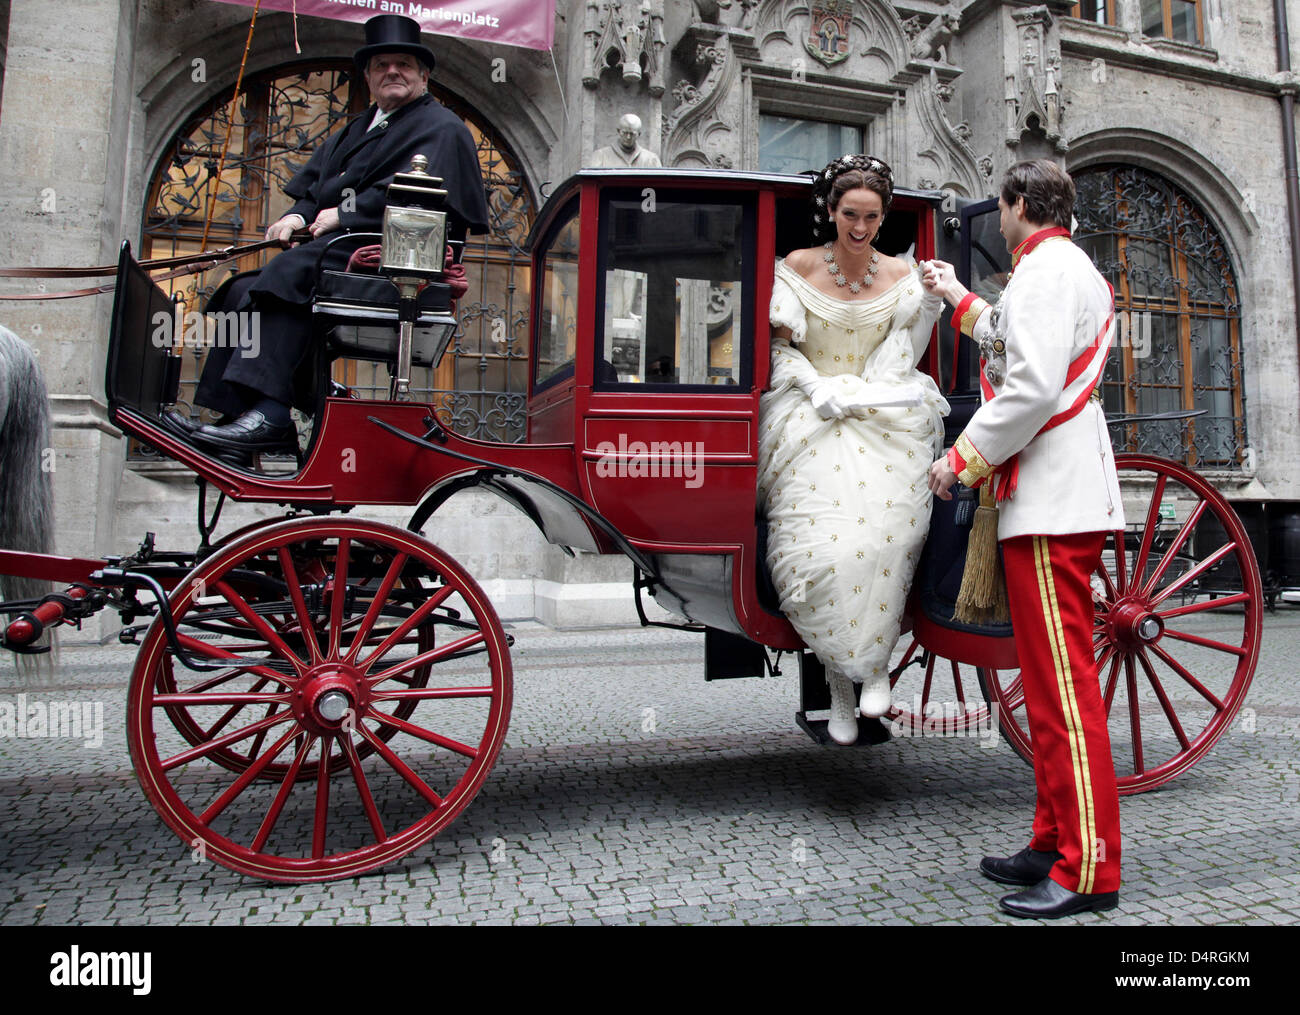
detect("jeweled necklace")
[823,240,879,294]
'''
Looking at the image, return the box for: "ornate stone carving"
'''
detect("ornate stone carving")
[910,8,961,62]
[717,0,762,29]
[804,1,854,67]
[753,0,914,83]
[589,113,663,167]
[665,27,736,168]
[1006,6,1066,151]
[692,0,723,22]
[672,79,700,107]
[584,0,667,96]
[914,67,982,197]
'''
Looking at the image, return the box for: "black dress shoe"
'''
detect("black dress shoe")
[158,409,204,440]
[980,847,1063,886]
[191,410,296,454]
[999,877,1118,919]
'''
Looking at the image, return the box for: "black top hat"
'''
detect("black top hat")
[355,15,436,73]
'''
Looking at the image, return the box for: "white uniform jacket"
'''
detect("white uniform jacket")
[949,234,1126,540]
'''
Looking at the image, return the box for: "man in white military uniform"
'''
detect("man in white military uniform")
[924,159,1125,919]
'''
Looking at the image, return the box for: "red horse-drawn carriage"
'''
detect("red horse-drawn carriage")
[0,168,1262,882]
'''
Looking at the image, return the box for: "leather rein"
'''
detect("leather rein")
[0,231,311,301]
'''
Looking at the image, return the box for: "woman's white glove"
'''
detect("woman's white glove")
[812,373,923,419]
[809,379,850,419]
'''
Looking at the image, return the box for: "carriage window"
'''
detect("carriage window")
[955,198,1012,392]
[597,195,751,388]
[534,201,581,390]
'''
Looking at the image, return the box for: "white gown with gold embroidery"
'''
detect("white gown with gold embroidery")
[758,258,948,683]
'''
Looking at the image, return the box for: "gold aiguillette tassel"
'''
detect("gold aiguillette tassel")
[953,483,1010,625]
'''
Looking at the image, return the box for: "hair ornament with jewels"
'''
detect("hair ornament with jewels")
[809,155,894,243]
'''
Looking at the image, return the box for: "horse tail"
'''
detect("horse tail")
[0,325,56,666]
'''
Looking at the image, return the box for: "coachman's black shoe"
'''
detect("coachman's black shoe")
[191,410,296,455]
[979,847,1063,887]
[158,409,205,440]
[999,877,1119,919]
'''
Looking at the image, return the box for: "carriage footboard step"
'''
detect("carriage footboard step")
[794,651,892,746]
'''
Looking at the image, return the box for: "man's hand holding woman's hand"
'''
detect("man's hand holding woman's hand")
[928,454,959,501]
[920,259,966,306]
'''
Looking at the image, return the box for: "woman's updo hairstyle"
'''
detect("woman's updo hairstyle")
[810,155,894,243]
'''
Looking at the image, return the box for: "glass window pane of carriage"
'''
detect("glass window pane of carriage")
[535,205,581,389]
[758,116,862,176]
[966,205,1010,304]
[961,203,1009,389]
[600,197,746,387]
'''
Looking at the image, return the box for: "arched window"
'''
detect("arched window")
[143,61,535,449]
[1074,165,1246,469]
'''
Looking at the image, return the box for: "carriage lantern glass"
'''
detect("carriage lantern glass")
[381,155,449,282]
[381,155,450,399]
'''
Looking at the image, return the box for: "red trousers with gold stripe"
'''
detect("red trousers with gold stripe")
[1002,532,1121,894]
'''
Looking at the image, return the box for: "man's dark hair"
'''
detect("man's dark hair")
[1000,159,1075,229]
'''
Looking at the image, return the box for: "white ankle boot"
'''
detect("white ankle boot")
[826,669,858,745]
[859,673,892,718]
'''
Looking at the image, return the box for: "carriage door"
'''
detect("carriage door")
[578,187,758,545]
[940,197,1010,440]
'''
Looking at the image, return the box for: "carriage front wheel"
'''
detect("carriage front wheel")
[979,454,1262,794]
[126,517,512,881]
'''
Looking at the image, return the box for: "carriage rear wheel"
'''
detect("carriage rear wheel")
[978,454,1262,794]
[886,636,995,734]
[127,517,512,881]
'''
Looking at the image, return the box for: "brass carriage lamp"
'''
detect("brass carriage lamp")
[381,154,450,399]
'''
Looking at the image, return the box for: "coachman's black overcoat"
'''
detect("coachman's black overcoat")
[194,92,489,413]
[255,92,490,305]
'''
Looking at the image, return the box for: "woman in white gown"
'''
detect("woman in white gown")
[759,155,949,745]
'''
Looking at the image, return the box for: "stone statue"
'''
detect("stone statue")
[589,113,662,167]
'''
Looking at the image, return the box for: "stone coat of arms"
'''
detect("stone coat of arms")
[805,0,853,66]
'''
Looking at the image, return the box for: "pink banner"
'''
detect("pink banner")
[211,0,554,52]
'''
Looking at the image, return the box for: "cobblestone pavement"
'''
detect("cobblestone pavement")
[0,606,1296,926]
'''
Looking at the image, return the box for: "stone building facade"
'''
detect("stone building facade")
[1,0,1296,622]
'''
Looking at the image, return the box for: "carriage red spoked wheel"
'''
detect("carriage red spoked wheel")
[885,636,994,734]
[979,454,1261,795]
[150,558,437,782]
[127,517,512,882]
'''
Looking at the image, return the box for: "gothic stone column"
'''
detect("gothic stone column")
[0,0,138,558]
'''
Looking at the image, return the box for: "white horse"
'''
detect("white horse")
[0,324,55,660]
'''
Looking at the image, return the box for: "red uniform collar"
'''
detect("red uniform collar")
[1010,226,1071,271]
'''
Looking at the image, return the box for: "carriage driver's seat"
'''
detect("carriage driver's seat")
[309,232,463,385]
